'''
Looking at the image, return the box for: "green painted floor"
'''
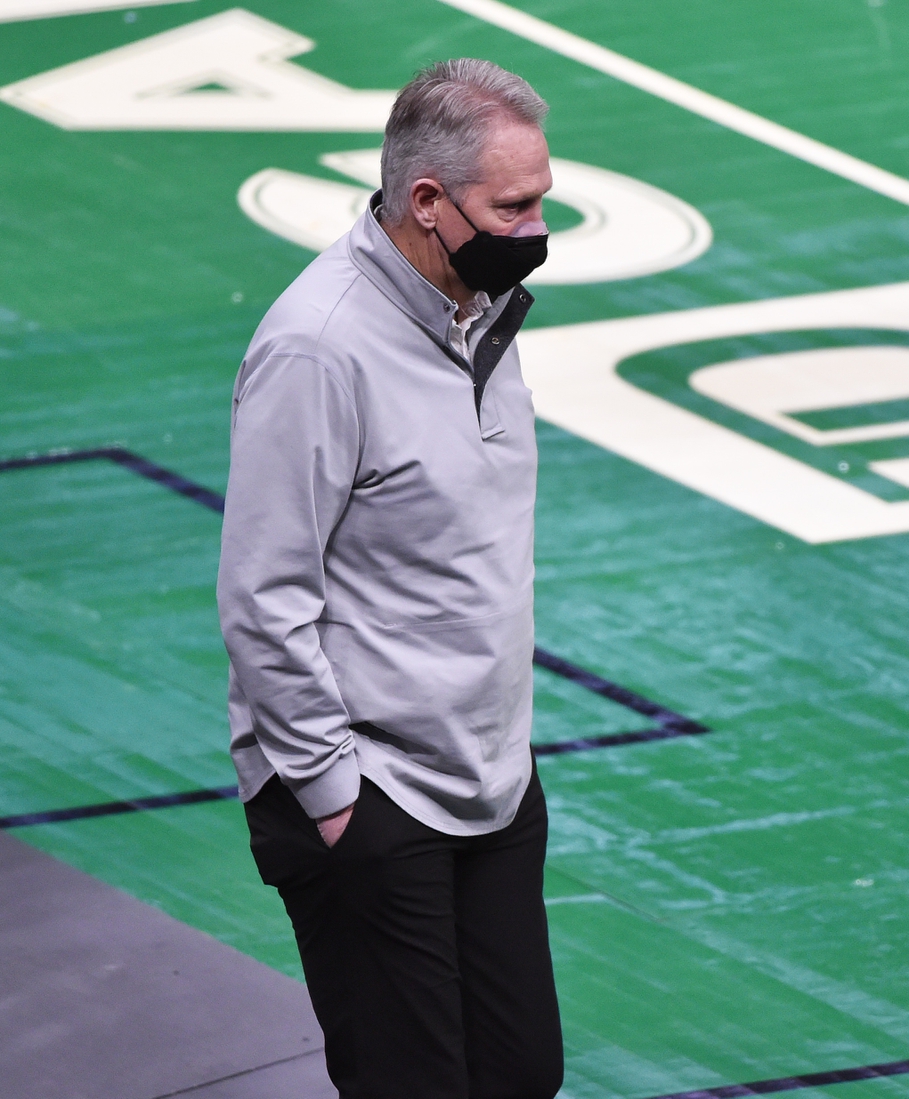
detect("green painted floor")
[3,2,909,1096]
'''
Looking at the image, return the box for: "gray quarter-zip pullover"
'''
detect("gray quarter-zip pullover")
[217,196,537,836]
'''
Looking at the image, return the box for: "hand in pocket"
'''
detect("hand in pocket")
[316,802,356,847]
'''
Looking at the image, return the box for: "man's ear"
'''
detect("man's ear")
[409,178,445,230]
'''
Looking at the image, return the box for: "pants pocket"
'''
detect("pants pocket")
[244,775,326,887]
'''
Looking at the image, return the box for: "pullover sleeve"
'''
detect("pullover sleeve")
[217,350,361,819]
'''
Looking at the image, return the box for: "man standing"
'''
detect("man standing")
[218,59,563,1099]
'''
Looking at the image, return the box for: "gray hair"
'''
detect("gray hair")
[380,59,548,224]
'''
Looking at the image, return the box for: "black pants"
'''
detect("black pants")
[244,764,563,1099]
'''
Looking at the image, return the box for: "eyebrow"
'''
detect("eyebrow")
[492,195,538,207]
[491,180,553,206]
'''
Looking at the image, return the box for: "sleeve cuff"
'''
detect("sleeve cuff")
[289,750,361,819]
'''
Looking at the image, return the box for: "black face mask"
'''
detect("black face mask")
[435,199,548,298]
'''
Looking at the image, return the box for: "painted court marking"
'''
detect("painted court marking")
[0,784,239,829]
[0,8,395,130]
[239,149,712,284]
[0,0,194,22]
[11,7,909,540]
[647,1058,909,1099]
[532,645,708,756]
[6,7,909,542]
[0,445,226,511]
[690,346,909,448]
[437,0,909,208]
[520,281,909,543]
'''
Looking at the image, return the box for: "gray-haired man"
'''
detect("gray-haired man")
[218,59,563,1099]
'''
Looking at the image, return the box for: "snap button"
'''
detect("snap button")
[491,337,500,345]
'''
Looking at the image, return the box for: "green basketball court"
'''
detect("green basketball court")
[3,2,909,1096]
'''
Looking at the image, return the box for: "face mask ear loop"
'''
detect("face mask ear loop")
[434,191,479,258]
[447,194,548,241]
[446,195,482,234]
[433,225,456,258]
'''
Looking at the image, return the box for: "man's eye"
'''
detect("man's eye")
[500,200,534,215]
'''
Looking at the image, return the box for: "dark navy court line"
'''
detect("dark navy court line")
[532,646,709,734]
[647,1058,909,1099]
[533,725,711,755]
[109,449,226,513]
[0,785,239,830]
[0,720,713,828]
[0,446,225,513]
[0,726,691,828]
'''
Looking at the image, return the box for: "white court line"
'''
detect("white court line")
[0,0,195,23]
[437,0,909,208]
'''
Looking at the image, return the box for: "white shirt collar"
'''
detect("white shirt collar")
[460,291,493,325]
[450,292,493,363]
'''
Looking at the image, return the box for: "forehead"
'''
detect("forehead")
[475,118,551,196]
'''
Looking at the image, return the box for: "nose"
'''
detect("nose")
[509,219,548,238]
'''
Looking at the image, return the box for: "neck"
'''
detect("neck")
[382,216,475,319]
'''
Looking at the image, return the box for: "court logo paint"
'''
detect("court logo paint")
[0,8,394,130]
[238,149,712,286]
[0,0,195,22]
[6,2,904,544]
[520,281,909,543]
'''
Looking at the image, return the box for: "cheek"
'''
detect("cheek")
[440,213,475,249]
